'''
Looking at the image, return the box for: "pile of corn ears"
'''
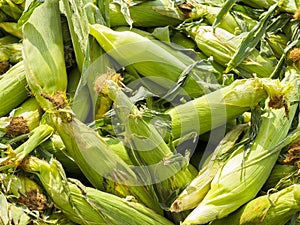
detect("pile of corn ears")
[1,0,300,224]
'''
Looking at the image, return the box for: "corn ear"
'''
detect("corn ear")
[210,184,300,225]
[170,124,248,212]
[109,0,185,27]
[106,80,197,212]
[68,8,114,120]
[60,0,103,72]
[182,72,299,224]
[89,24,218,99]
[166,77,285,140]
[186,25,275,77]
[61,0,106,71]
[21,156,174,225]
[70,68,92,121]
[41,132,133,176]
[21,156,87,224]
[22,0,68,111]
[0,61,28,117]
[94,71,122,120]
[46,112,162,213]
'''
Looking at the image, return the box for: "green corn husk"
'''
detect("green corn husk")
[0,61,28,117]
[89,24,220,99]
[262,163,298,191]
[102,136,133,165]
[296,216,300,225]
[39,133,133,187]
[114,26,205,64]
[166,77,287,141]
[114,25,223,80]
[0,124,54,170]
[106,80,197,209]
[5,97,43,137]
[108,0,185,27]
[186,25,276,77]
[69,36,93,121]
[21,156,174,225]
[210,184,300,225]
[170,30,197,50]
[41,132,133,171]
[46,112,162,213]
[22,0,68,111]
[170,123,248,212]
[182,71,299,225]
